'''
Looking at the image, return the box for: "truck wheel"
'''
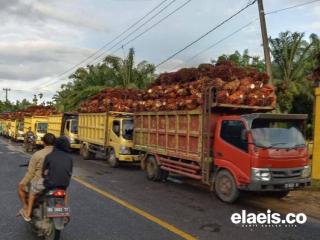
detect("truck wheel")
[80,145,95,160]
[146,156,161,181]
[269,191,289,198]
[108,149,119,168]
[160,170,169,182]
[214,170,239,203]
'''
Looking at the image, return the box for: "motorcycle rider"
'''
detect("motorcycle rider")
[18,133,56,221]
[24,127,34,142]
[42,136,73,203]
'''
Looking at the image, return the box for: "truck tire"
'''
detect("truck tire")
[214,170,239,203]
[269,191,289,198]
[107,149,119,168]
[160,170,169,182]
[80,145,95,160]
[146,156,161,181]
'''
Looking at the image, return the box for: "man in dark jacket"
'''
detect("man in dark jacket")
[43,136,73,190]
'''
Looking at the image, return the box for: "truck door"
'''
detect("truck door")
[64,120,71,136]
[215,118,251,184]
[109,120,121,151]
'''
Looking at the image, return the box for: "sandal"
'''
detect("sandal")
[19,209,31,222]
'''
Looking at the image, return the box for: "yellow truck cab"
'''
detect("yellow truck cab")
[78,112,139,167]
[9,119,24,141]
[0,118,5,135]
[24,116,48,145]
[48,113,80,149]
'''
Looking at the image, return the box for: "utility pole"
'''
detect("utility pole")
[3,88,11,102]
[257,0,273,83]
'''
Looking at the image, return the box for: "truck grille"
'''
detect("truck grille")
[271,168,303,179]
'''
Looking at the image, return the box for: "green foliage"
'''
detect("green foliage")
[0,99,33,113]
[212,49,266,72]
[54,48,156,111]
[270,31,319,116]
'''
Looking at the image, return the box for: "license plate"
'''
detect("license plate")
[284,183,299,189]
[47,206,70,218]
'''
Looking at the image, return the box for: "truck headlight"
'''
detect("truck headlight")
[252,168,271,181]
[120,146,131,155]
[301,165,311,178]
[69,138,76,144]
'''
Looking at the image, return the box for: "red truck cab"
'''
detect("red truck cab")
[213,113,310,202]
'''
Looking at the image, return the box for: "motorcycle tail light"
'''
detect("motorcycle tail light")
[51,189,66,197]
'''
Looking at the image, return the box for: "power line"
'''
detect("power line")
[85,0,193,69]
[175,0,320,69]
[42,0,193,89]
[51,0,170,80]
[266,0,320,15]
[155,0,257,68]
[184,19,258,64]
[38,0,172,89]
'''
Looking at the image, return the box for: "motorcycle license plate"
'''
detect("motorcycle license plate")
[47,206,70,218]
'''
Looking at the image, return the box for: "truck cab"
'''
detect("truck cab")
[78,112,139,167]
[213,113,310,201]
[34,121,48,145]
[24,116,48,146]
[108,116,136,164]
[64,117,80,149]
[10,120,24,141]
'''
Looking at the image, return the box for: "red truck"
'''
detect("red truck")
[133,88,311,203]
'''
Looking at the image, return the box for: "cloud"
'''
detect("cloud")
[0,0,109,32]
[0,40,94,81]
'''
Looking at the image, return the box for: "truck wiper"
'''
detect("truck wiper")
[257,142,287,149]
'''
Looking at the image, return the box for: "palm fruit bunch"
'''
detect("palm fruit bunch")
[139,61,276,111]
[3,106,58,120]
[80,88,144,113]
[23,106,58,116]
[79,61,276,113]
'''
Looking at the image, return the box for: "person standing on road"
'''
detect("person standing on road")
[18,133,56,221]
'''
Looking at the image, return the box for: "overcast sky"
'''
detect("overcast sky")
[0,0,319,102]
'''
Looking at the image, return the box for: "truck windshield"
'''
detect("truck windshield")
[18,123,24,131]
[122,119,133,140]
[251,119,305,149]
[71,121,78,134]
[37,123,48,134]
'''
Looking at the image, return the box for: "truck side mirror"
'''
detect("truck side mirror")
[241,130,249,142]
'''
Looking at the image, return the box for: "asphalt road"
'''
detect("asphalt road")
[0,137,320,240]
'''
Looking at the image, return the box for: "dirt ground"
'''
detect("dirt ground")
[245,183,320,220]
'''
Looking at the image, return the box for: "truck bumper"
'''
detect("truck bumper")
[16,136,24,141]
[70,143,81,149]
[118,154,140,162]
[240,178,311,191]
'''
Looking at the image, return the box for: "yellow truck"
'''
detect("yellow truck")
[3,119,11,137]
[78,112,139,167]
[48,113,80,149]
[0,118,6,135]
[24,116,49,145]
[9,119,24,141]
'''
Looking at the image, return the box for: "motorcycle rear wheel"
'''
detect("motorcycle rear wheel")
[45,229,61,240]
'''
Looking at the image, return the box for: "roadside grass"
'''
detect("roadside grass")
[310,179,320,191]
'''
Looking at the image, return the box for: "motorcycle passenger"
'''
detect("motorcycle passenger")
[42,136,73,203]
[18,133,56,221]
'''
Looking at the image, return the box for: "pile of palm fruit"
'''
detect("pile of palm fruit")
[80,61,276,113]
[2,106,58,120]
[79,88,144,113]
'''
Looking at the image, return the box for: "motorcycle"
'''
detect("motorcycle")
[28,188,70,240]
[24,135,36,153]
